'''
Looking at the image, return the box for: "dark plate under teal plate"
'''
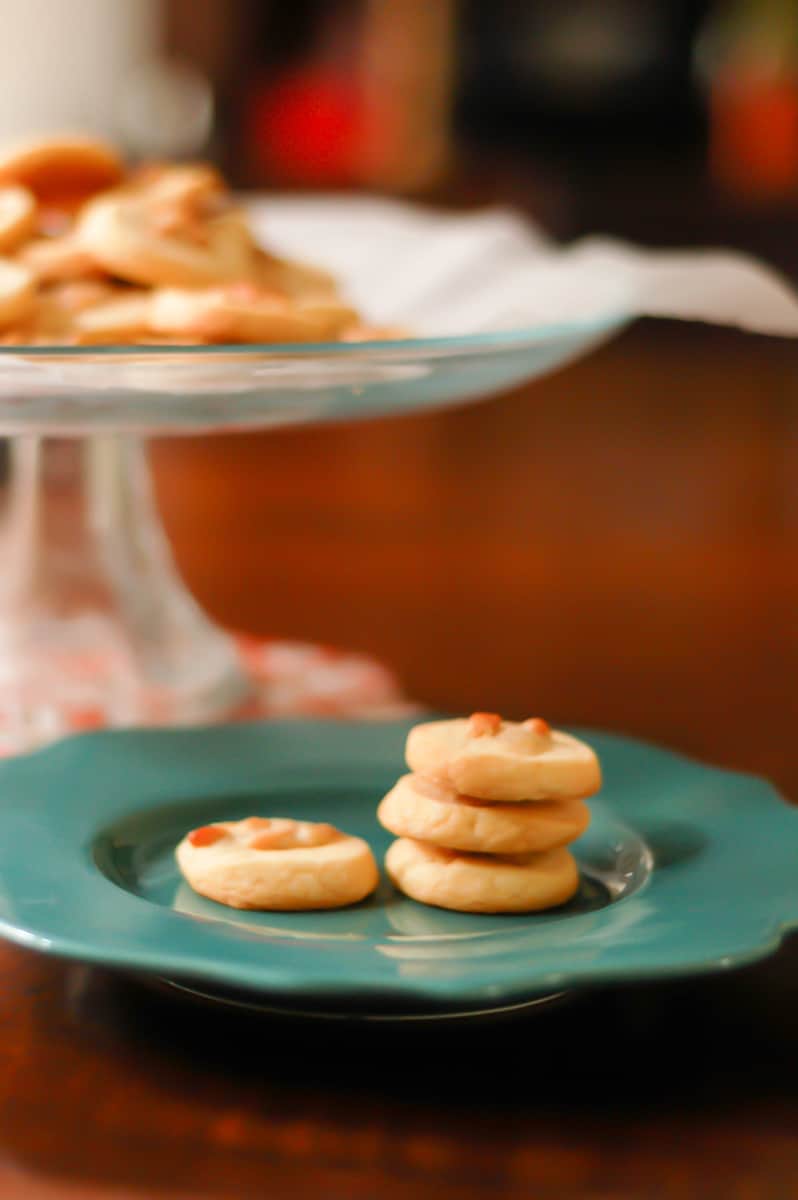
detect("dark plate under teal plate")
[0,721,795,1018]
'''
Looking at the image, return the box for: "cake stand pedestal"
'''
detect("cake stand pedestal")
[0,287,625,753]
[0,435,248,752]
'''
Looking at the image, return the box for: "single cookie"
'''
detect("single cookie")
[385,838,579,913]
[0,259,36,330]
[77,195,254,288]
[19,236,104,283]
[405,713,601,802]
[149,283,357,343]
[0,135,123,204]
[73,293,154,344]
[176,816,379,911]
[130,162,225,211]
[378,773,590,854]
[42,279,118,313]
[9,281,118,343]
[254,250,341,304]
[342,323,407,342]
[0,186,37,253]
[130,165,232,254]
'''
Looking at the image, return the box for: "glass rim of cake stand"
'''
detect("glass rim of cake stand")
[0,309,632,361]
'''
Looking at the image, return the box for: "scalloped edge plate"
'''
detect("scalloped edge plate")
[0,720,795,1015]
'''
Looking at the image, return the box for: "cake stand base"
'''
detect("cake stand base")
[0,435,250,753]
[152,975,570,1023]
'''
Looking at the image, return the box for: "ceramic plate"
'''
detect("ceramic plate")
[0,721,795,1018]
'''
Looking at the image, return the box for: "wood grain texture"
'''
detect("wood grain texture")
[152,323,798,794]
[1,942,796,1199]
[2,321,796,1199]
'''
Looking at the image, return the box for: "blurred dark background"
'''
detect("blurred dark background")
[162,0,798,269]
[147,0,797,794]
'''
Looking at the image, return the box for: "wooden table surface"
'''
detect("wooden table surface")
[2,322,797,1199]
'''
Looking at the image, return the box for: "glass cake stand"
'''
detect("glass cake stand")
[0,318,626,752]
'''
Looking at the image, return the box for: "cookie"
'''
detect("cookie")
[0,135,123,204]
[73,293,154,344]
[342,323,407,342]
[385,838,579,913]
[254,251,341,304]
[0,186,36,253]
[0,137,395,347]
[176,816,379,911]
[0,259,36,330]
[405,713,601,802]
[77,196,255,289]
[19,236,103,283]
[42,279,118,313]
[130,162,225,211]
[378,773,590,854]
[7,280,116,343]
[149,283,357,343]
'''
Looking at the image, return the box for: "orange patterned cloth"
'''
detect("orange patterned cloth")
[0,636,416,756]
[234,637,417,720]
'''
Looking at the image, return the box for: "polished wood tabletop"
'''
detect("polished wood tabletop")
[2,321,797,1199]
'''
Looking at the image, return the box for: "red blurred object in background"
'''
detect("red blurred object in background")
[705,0,798,202]
[245,66,364,186]
[711,66,798,199]
[242,0,453,191]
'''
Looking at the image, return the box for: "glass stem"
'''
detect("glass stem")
[0,435,249,748]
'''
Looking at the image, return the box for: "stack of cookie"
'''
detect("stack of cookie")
[379,712,601,913]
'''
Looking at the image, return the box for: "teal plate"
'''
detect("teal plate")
[0,721,796,1018]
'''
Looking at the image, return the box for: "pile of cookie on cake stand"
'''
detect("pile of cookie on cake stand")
[0,139,628,755]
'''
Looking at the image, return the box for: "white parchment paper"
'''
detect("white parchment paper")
[254,195,798,338]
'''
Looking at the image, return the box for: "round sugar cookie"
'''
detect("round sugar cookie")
[77,196,254,288]
[0,186,36,252]
[0,135,123,204]
[19,235,104,283]
[378,774,590,854]
[149,284,357,343]
[0,259,35,329]
[73,293,153,344]
[254,250,341,303]
[176,816,378,911]
[385,839,579,914]
[130,162,225,210]
[405,714,601,802]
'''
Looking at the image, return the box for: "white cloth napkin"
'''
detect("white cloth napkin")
[253,195,798,338]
